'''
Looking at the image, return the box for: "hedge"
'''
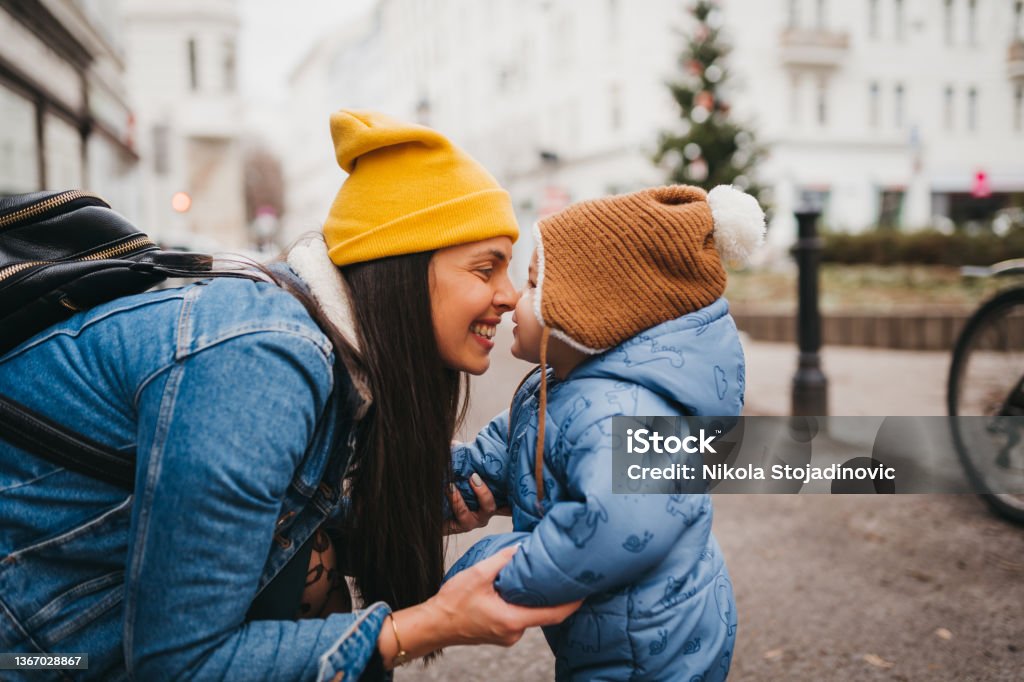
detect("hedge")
[821,229,1024,266]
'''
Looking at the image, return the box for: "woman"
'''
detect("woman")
[0,110,579,680]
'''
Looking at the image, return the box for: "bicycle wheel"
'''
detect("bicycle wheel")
[947,287,1024,524]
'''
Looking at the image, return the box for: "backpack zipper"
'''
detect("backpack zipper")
[0,235,156,283]
[0,190,106,229]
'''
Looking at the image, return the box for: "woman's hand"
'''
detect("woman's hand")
[430,545,581,646]
[444,474,511,535]
[377,545,581,668]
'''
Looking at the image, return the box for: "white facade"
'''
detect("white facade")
[284,0,1024,272]
[283,0,685,279]
[0,0,139,214]
[282,12,388,242]
[120,0,247,249]
[726,0,1024,247]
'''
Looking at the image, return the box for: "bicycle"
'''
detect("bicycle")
[947,258,1024,525]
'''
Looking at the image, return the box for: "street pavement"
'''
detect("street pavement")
[397,326,1023,681]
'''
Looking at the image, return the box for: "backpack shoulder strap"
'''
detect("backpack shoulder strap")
[0,393,134,490]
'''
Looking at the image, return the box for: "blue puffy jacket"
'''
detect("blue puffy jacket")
[449,297,743,681]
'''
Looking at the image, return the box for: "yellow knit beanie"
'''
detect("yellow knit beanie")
[322,109,519,266]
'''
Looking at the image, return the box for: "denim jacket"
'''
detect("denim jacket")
[0,239,390,681]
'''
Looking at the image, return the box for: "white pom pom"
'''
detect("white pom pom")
[707,184,766,267]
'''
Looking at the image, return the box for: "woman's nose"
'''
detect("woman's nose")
[493,272,518,312]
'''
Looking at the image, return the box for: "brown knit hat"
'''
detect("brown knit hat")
[534,184,765,354]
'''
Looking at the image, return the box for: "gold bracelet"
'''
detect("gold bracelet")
[389,614,409,667]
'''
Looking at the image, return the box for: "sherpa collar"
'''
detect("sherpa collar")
[286,236,373,413]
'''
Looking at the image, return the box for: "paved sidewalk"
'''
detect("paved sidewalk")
[741,337,949,417]
[397,329,1023,681]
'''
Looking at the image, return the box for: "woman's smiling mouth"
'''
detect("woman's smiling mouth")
[470,321,497,339]
[470,320,498,349]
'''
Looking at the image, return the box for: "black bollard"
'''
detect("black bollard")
[791,210,829,417]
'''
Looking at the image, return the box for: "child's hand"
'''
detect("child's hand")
[445,473,511,534]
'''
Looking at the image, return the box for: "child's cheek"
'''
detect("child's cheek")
[510,337,524,359]
[514,327,542,364]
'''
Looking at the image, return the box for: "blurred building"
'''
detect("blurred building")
[726,0,1024,243]
[284,0,1024,266]
[284,0,681,278]
[120,0,247,249]
[282,11,387,242]
[0,0,139,214]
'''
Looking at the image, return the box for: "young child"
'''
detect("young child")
[446,184,764,681]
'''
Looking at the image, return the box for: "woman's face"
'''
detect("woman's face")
[429,236,517,374]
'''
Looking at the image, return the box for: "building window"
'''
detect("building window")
[868,81,880,128]
[223,39,236,92]
[435,28,446,66]
[878,189,905,230]
[868,0,879,39]
[44,113,83,189]
[188,38,199,91]
[610,83,622,131]
[790,73,801,125]
[1015,1,1023,40]
[153,124,170,175]
[0,84,39,193]
[967,87,978,131]
[1016,83,1023,132]
[787,0,799,29]
[521,37,533,82]
[608,0,619,42]
[894,0,905,40]
[944,0,954,45]
[551,13,572,67]
[817,77,828,126]
[815,0,826,29]
[87,132,135,220]
[568,99,581,149]
[944,85,954,130]
[894,83,905,128]
[967,0,977,46]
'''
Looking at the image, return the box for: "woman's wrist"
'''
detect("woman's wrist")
[376,597,457,669]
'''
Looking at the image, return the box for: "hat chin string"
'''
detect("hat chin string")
[535,326,551,512]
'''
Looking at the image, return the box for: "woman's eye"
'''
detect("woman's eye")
[477,268,494,279]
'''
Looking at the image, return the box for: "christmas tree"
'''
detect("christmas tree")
[655,0,767,204]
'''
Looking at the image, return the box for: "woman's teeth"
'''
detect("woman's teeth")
[471,323,496,339]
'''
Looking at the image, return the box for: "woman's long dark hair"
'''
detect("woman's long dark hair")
[260,247,467,615]
[340,252,468,610]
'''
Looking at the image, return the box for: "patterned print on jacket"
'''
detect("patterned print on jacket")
[447,297,742,681]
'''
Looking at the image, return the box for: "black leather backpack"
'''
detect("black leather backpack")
[0,189,254,489]
[1,191,348,619]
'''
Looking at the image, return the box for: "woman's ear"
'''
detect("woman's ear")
[426,252,437,293]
